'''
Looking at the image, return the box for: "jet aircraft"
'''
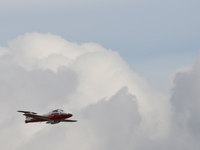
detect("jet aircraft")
[18,109,77,124]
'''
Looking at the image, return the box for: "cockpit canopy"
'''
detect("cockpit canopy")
[52,109,64,113]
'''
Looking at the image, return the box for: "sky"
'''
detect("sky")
[0,0,200,150]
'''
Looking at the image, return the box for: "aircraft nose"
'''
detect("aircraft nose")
[63,113,72,118]
[68,113,73,117]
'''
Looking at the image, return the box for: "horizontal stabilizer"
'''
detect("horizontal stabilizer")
[18,110,37,114]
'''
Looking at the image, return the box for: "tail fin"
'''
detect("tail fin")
[18,110,36,123]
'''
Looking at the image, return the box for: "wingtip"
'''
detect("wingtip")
[18,110,24,113]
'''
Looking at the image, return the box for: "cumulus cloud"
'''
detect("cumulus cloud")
[0,32,199,150]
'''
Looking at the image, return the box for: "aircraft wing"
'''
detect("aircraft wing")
[60,119,77,122]
[24,113,50,121]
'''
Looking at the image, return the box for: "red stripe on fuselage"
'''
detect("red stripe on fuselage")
[47,114,72,120]
[48,113,72,119]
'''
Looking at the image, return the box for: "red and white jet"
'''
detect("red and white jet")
[18,109,77,124]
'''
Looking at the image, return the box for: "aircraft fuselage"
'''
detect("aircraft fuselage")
[25,113,72,123]
[18,109,76,124]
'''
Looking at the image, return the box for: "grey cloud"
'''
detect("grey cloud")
[0,62,78,137]
[0,62,78,149]
[18,87,141,150]
[170,56,200,146]
[82,87,141,150]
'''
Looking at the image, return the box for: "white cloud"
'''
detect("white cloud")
[0,32,199,150]
[8,32,102,71]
